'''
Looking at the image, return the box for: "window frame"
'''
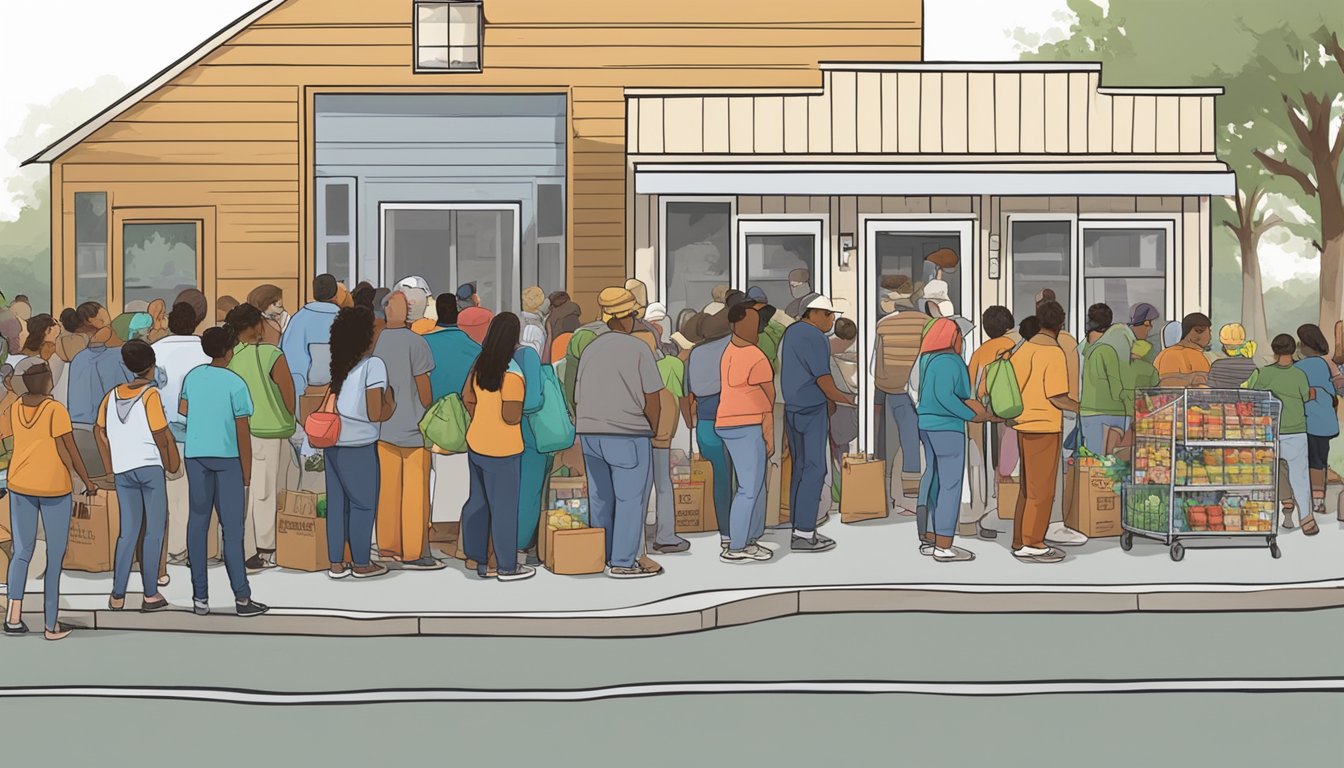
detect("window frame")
[317,177,358,288]
[73,191,110,307]
[1079,218,1178,326]
[377,201,522,312]
[1006,214,1080,338]
[657,195,736,312]
[413,0,484,74]
[109,206,213,315]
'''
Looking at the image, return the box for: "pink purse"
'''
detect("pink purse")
[303,390,341,448]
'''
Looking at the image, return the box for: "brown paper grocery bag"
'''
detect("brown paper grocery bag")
[840,454,887,524]
[64,491,120,573]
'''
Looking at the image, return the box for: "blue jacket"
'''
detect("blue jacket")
[424,325,481,402]
[915,351,976,433]
[68,344,132,425]
[279,302,339,396]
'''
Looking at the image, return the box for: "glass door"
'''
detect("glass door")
[380,203,521,312]
[1008,218,1076,336]
[1080,221,1173,339]
[735,218,827,310]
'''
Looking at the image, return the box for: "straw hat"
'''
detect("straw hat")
[598,287,641,321]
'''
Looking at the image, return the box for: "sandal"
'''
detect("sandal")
[108,595,126,611]
[1302,516,1320,536]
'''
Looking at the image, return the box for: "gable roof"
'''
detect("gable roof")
[23,0,287,166]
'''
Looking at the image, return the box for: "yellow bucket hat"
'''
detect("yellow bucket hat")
[1218,323,1256,358]
[598,287,640,322]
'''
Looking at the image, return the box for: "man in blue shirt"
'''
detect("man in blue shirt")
[423,293,482,537]
[67,325,132,477]
[279,273,342,400]
[778,296,854,552]
[179,327,268,618]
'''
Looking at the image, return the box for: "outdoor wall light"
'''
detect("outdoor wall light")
[988,234,1001,279]
[839,233,855,269]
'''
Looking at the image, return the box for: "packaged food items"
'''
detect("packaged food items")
[547,499,590,530]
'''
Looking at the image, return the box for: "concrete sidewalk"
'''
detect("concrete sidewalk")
[6,508,1344,636]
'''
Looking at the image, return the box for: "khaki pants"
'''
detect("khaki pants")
[376,442,432,561]
[244,436,288,558]
[1014,431,1061,551]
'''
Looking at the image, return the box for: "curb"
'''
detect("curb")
[28,582,1344,638]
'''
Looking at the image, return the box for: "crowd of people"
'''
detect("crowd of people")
[2,244,1342,639]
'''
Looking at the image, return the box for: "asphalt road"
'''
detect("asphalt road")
[3,609,1343,764]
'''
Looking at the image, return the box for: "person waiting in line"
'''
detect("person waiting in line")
[1154,313,1213,388]
[94,340,178,612]
[153,302,211,567]
[372,291,441,571]
[1246,334,1319,536]
[1124,340,1159,415]
[872,281,929,517]
[715,302,776,563]
[962,305,1015,539]
[54,302,105,404]
[1081,303,1130,454]
[1009,300,1079,564]
[634,324,692,556]
[574,287,665,579]
[13,314,64,405]
[323,306,395,579]
[456,283,494,345]
[215,296,240,328]
[779,296,854,553]
[246,284,288,347]
[279,274,342,400]
[916,317,993,562]
[225,303,297,573]
[1209,324,1259,389]
[545,291,581,366]
[461,312,535,581]
[67,325,132,479]
[513,319,550,565]
[683,311,735,548]
[178,327,269,616]
[1295,324,1339,520]
[783,269,820,321]
[520,286,549,359]
[423,293,482,553]
[4,361,98,640]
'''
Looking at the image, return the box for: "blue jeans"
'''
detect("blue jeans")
[784,405,829,533]
[884,392,920,498]
[580,434,653,569]
[186,457,250,602]
[1080,415,1129,454]
[696,419,734,537]
[324,444,379,567]
[6,493,71,631]
[463,451,521,574]
[917,430,965,540]
[716,424,768,551]
[112,466,167,599]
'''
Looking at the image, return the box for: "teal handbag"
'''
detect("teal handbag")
[527,365,576,454]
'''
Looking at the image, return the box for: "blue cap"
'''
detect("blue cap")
[456,283,476,302]
[746,286,769,304]
[1129,303,1160,326]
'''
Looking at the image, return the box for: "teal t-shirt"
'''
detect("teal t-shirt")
[180,365,254,458]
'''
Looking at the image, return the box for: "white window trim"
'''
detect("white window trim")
[413,0,484,74]
[657,195,736,305]
[377,201,522,309]
[857,216,976,454]
[1005,214,1079,338]
[316,177,358,289]
[734,215,830,299]
[1078,217,1179,324]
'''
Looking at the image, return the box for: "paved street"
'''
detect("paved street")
[3,609,1344,765]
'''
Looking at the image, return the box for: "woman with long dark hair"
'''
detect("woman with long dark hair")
[323,306,395,579]
[1295,324,1339,518]
[462,312,534,581]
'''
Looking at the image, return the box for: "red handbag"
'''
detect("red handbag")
[303,389,342,448]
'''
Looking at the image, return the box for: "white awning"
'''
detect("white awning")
[634,163,1236,197]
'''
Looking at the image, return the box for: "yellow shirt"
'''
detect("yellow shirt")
[1011,335,1070,434]
[466,371,525,457]
[968,337,1015,399]
[9,399,75,497]
[1155,343,1211,387]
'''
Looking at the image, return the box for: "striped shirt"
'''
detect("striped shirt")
[873,310,929,394]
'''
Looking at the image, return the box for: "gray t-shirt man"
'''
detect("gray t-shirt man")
[374,327,435,447]
[575,332,663,436]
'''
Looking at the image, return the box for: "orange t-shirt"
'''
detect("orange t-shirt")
[716,341,774,427]
[8,398,75,497]
[968,336,1016,399]
[1155,343,1211,386]
[465,371,526,457]
[1011,336,1070,434]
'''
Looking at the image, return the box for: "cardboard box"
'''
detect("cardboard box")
[275,490,325,572]
[544,526,605,575]
[690,457,718,528]
[674,481,716,532]
[997,478,1020,521]
[840,454,888,524]
[1065,465,1122,538]
[64,490,120,573]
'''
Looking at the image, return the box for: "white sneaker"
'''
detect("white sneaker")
[919,544,935,556]
[720,544,773,563]
[933,546,976,562]
[1045,522,1088,547]
[1013,546,1066,563]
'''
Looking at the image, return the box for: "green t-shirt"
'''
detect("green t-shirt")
[227,342,296,439]
[1081,342,1127,417]
[656,356,685,399]
[1247,364,1311,435]
[1123,359,1159,417]
[758,320,786,367]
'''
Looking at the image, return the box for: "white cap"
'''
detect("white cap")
[803,295,845,315]
[644,301,668,323]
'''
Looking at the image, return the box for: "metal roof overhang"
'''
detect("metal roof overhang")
[633,162,1236,197]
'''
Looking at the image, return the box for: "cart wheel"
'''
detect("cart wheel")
[1169,542,1185,562]
[1270,541,1282,559]
[1120,531,1133,552]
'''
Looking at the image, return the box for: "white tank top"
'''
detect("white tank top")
[102,386,163,475]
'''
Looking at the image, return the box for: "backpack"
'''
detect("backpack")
[983,352,1024,420]
[419,393,470,454]
[303,389,341,449]
[527,365,576,454]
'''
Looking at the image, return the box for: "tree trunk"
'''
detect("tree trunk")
[1239,235,1274,365]
[1320,233,1344,335]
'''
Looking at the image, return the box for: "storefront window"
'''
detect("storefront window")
[872,231,962,319]
[1011,220,1072,327]
[663,201,730,333]
[123,222,198,307]
[383,205,517,312]
[1084,226,1168,336]
[746,234,815,311]
[75,192,108,306]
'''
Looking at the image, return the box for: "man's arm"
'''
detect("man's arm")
[817,374,855,406]
[681,392,696,431]
[270,355,297,415]
[1049,394,1081,413]
[93,425,113,481]
[58,432,97,494]
[153,427,180,475]
[643,391,661,433]
[415,373,433,408]
[366,385,397,423]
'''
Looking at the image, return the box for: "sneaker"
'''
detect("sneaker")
[1045,522,1088,547]
[607,559,663,579]
[919,543,935,556]
[934,545,976,563]
[3,620,30,636]
[400,557,447,571]
[328,563,351,579]
[653,539,691,554]
[245,555,276,574]
[351,563,389,579]
[193,599,210,616]
[815,512,831,528]
[524,550,542,567]
[791,533,836,553]
[497,565,536,582]
[235,600,270,617]
[720,544,773,563]
[977,524,999,540]
[140,596,170,613]
[1013,546,1066,564]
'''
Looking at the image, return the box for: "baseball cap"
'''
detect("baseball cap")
[1129,303,1160,325]
[456,283,477,302]
[746,286,769,304]
[803,296,845,315]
